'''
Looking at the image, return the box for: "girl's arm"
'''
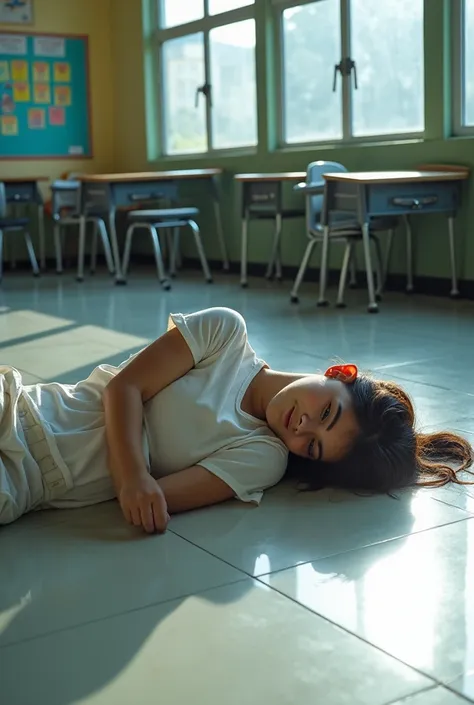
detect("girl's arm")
[103,326,195,533]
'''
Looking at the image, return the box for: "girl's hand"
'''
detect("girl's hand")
[118,474,170,534]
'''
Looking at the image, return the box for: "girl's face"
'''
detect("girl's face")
[266,374,360,462]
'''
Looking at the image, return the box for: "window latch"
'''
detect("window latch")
[195,82,213,108]
[333,57,358,92]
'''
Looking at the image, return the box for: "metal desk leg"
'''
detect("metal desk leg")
[405,215,414,293]
[211,176,229,270]
[38,205,46,270]
[317,225,330,307]
[77,215,87,282]
[448,216,460,297]
[266,212,282,280]
[240,211,249,288]
[361,222,378,313]
[107,208,125,285]
[382,228,394,292]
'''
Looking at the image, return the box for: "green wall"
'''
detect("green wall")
[113,0,474,283]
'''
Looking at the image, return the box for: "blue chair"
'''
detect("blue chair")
[50,180,115,281]
[290,161,398,307]
[0,182,39,284]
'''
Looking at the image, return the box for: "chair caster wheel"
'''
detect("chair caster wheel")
[290,295,299,304]
[317,300,329,308]
[336,302,347,309]
[368,304,379,313]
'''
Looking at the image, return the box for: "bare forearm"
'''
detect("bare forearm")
[103,381,149,488]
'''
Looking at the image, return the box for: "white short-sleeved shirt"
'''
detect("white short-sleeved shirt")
[23,307,288,507]
[144,308,288,503]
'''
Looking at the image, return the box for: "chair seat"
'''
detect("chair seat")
[0,217,29,229]
[128,208,199,222]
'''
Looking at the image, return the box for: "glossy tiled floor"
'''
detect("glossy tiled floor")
[1,269,474,705]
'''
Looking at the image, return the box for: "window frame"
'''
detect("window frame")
[273,0,425,148]
[153,1,257,157]
[452,0,474,135]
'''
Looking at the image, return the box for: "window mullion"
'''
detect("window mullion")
[203,29,213,151]
[340,0,352,140]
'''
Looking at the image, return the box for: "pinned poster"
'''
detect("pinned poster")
[13,80,30,101]
[54,84,71,106]
[1,115,18,135]
[49,105,65,126]
[54,61,70,82]
[0,60,9,81]
[0,33,27,55]
[34,36,65,58]
[28,108,46,129]
[34,82,50,104]
[33,61,50,82]
[11,59,28,81]
[1,84,15,113]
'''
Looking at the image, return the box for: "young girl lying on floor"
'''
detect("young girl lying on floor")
[1,307,472,531]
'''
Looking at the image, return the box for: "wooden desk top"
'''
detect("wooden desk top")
[324,170,469,184]
[2,176,49,183]
[78,169,222,183]
[235,172,306,182]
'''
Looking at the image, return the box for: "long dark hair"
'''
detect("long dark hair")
[287,374,474,493]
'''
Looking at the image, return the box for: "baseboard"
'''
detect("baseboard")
[5,255,474,301]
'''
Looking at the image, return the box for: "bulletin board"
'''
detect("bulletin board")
[0,31,92,159]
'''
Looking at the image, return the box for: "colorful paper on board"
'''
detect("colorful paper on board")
[34,82,50,103]
[1,114,18,135]
[13,80,30,101]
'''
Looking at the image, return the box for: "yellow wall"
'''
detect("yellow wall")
[0,0,115,190]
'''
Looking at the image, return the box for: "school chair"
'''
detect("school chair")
[122,207,212,289]
[50,180,115,281]
[290,161,397,307]
[0,182,40,283]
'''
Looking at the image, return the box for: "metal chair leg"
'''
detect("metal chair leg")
[149,225,170,290]
[448,216,459,297]
[266,213,283,280]
[122,224,135,280]
[54,223,63,274]
[373,236,384,300]
[240,212,249,287]
[336,241,353,308]
[188,220,213,283]
[90,220,98,274]
[23,232,40,277]
[382,228,394,292]
[77,216,87,282]
[169,227,180,277]
[404,215,414,293]
[317,225,331,307]
[97,219,115,275]
[361,222,378,313]
[349,248,357,288]
[290,239,317,303]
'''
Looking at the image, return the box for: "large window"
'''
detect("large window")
[453,0,474,133]
[278,0,424,145]
[157,1,257,155]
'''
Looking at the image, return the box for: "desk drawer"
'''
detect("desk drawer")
[368,181,461,216]
[112,181,178,207]
[5,182,39,204]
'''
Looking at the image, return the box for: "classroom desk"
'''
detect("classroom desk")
[78,169,227,284]
[234,172,306,287]
[3,176,48,269]
[318,170,469,313]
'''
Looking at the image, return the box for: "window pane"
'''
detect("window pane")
[282,1,342,144]
[350,0,424,137]
[209,0,253,15]
[209,20,257,149]
[160,0,204,28]
[162,34,207,155]
[464,0,474,125]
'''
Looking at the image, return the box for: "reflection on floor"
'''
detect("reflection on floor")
[1,270,473,705]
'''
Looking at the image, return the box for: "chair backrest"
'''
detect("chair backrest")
[51,180,81,221]
[0,182,7,219]
[306,161,348,225]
